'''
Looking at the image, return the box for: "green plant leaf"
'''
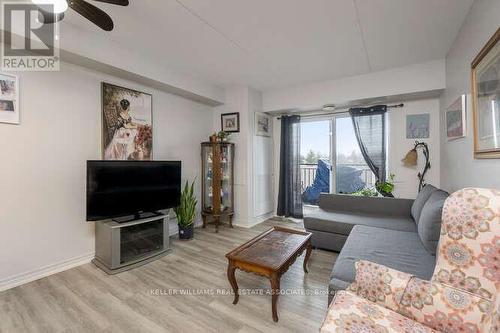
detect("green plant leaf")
[174,178,198,227]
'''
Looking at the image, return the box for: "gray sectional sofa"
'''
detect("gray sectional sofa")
[303,184,448,303]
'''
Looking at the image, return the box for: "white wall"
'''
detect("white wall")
[212,86,251,226]
[0,62,213,290]
[388,99,441,198]
[263,59,445,112]
[59,22,225,105]
[440,0,500,192]
[212,86,274,227]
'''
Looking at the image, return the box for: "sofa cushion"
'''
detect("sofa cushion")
[411,184,437,223]
[321,291,436,333]
[319,193,414,217]
[330,225,436,291]
[304,209,416,236]
[417,190,448,254]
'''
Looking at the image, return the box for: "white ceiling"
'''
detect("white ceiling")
[62,0,473,91]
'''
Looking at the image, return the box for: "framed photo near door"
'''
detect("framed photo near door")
[446,94,467,140]
[221,112,240,132]
[472,28,500,158]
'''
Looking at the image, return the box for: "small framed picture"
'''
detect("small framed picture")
[221,112,240,132]
[0,73,19,124]
[255,112,271,137]
[446,95,467,140]
[406,113,430,139]
[472,28,500,158]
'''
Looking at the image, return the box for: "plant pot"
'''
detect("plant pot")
[178,224,194,240]
[209,135,217,143]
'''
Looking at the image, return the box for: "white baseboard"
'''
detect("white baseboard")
[233,212,274,228]
[0,252,95,292]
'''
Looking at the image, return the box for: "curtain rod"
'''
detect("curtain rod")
[276,103,404,119]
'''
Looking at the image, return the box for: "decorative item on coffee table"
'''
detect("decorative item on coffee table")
[201,140,235,232]
[174,179,197,240]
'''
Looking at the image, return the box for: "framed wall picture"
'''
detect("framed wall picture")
[0,73,19,124]
[255,112,271,137]
[446,94,467,140]
[102,82,153,160]
[406,113,430,139]
[472,28,500,158]
[221,112,240,132]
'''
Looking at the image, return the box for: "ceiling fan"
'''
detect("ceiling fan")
[33,0,129,31]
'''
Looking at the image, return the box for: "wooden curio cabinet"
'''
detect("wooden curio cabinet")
[201,142,235,232]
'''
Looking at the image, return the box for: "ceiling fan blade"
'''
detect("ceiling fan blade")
[67,0,114,31]
[37,8,64,24]
[92,0,129,6]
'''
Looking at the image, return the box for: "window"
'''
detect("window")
[300,115,376,205]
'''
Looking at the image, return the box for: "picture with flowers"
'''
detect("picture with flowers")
[102,82,153,160]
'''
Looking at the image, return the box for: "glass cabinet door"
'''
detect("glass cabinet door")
[202,144,213,211]
[220,144,233,212]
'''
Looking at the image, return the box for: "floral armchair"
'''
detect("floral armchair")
[320,188,500,333]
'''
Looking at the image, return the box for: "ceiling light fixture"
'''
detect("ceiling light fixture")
[322,104,336,112]
[32,0,68,14]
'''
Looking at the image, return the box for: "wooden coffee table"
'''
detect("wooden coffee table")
[225,226,312,322]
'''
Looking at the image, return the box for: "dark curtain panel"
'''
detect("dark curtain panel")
[277,115,303,218]
[349,105,387,187]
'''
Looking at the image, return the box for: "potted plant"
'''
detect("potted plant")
[376,173,396,197]
[217,130,230,142]
[174,179,197,240]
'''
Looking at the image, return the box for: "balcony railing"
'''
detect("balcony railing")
[300,163,376,193]
[300,164,318,191]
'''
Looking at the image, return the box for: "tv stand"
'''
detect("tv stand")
[112,211,162,223]
[93,214,171,274]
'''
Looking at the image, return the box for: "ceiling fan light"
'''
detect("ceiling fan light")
[32,0,68,14]
[322,104,335,112]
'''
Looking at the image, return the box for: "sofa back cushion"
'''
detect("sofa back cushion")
[318,193,413,217]
[417,190,448,254]
[411,184,437,223]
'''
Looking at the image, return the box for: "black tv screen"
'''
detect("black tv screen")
[86,160,181,221]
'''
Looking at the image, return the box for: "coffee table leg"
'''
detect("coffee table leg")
[303,241,312,274]
[227,261,239,304]
[270,273,280,322]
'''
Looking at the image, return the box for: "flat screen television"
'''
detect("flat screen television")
[86,160,181,221]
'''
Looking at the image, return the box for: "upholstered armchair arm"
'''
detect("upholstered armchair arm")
[488,297,500,333]
[398,277,492,333]
[347,260,413,312]
[347,261,494,332]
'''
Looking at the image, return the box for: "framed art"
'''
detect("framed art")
[406,113,430,139]
[472,28,500,158]
[255,112,271,137]
[446,94,467,140]
[102,82,153,160]
[0,73,19,124]
[221,112,240,132]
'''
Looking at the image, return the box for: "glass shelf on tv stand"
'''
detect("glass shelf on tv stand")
[111,211,164,223]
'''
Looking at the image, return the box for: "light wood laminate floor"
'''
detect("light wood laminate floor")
[0,219,337,333]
